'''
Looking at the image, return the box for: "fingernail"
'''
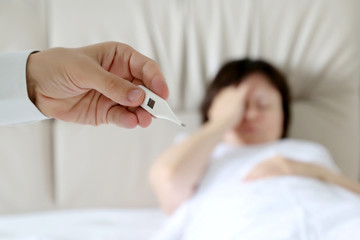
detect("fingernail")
[128,88,144,102]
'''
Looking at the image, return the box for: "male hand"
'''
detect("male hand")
[26,42,169,128]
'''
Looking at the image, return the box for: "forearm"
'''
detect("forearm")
[151,120,228,188]
[150,120,229,214]
[322,170,360,195]
[292,161,360,195]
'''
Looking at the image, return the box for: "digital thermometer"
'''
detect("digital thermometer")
[139,85,186,127]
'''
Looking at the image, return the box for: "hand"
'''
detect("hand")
[245,155,360,195]
[243,155,294,182]
[26,42,169,128]
[244,155,330,182]
[208,83,249,130]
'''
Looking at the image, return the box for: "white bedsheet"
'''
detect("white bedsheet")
[152,139,360,240]
[153,177,360,240]
[0,209,166,240]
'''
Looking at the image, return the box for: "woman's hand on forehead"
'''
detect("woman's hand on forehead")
[208,83,251,129]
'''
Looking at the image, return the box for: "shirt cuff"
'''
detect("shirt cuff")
[0,50,49,125]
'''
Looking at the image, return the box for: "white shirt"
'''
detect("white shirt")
[0,51,48,125]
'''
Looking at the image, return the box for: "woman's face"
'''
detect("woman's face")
[224,73,284,145]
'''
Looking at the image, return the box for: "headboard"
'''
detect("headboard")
[0,0,359,214]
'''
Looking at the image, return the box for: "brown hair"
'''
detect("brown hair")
[200,59,291,138]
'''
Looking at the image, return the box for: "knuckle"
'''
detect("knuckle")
[120,43,133,55]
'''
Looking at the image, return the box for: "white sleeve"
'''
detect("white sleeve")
[0,51,49,125]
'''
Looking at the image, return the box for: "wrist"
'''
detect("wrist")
[26,51,39,105]
[316,166,336,183]
[293,161,331,182]
[205,119,232,139]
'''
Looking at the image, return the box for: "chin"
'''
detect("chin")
[240,136,277,146]
[226,131,278,146]
[241,139,262,145]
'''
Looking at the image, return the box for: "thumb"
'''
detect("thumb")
[88,64,145,107]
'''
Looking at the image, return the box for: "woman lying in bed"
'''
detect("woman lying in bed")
[149,59,360,240]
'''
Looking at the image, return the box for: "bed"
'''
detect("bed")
[0,209,165,239]
[0,0,359,239]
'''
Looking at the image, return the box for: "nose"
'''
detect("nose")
[244,106,259,121]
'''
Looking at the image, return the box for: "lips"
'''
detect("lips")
[242,125,257,133]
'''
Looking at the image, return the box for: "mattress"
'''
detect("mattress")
[0,208,166,240]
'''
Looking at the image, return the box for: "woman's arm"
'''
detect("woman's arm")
[244,156,360,195]
[150,85,249,215]
[309,164,360,194]
[150,121,230,214]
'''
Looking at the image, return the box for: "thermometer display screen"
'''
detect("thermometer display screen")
[147,98,155,109]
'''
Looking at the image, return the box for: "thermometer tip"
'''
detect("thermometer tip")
[181,123,186,127]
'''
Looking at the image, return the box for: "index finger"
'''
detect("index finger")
[82,42,169,100]
[128,48,169,100]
